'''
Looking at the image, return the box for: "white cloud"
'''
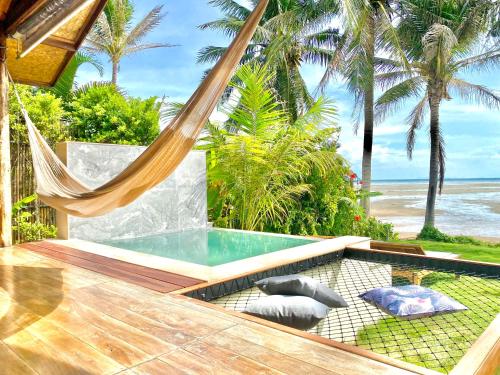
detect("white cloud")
[374,124,407,136]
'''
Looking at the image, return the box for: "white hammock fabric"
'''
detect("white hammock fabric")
[15,0,268,218]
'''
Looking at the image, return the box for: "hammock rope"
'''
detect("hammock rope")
[12,0,268,218]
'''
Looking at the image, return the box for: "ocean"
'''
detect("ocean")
[370,178,500,239]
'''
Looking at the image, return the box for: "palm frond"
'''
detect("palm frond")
[304,28,341,49]
[126,5,165,46]
[301,46,335,66]
[374,57,405,73]
[51,52,103,99]
[123,43,175,56]
[454,48,500,73]
[375,77,424,122]
[375,70,416,90]
[160,102,185,123]
[448,78,500,109]
[72,81,123,97]
[315,32,350,95]
[437,127,446,194]
[208,0,251,19]
[406,94,428,159]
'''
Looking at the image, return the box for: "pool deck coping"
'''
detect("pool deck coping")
[50,234,371,281]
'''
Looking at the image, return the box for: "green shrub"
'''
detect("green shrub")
[417,226,489,246]
[9,85,67,144]
[12,194,57,242]
[14,217,57,242]
[67,84,161,145]
[417,225,453,242]
[331,198,397,240]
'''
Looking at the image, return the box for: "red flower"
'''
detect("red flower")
[350,172,357,180]
[354,215,361,222]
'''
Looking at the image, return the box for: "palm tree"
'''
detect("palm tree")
[198,0,339,120]
[318,0,403,215]
[85,0,174,84]
[375,0,500,229]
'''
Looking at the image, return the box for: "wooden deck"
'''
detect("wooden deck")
[0,246,440,375]
[20,241,203,293]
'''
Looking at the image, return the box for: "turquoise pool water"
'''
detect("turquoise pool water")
[100,229,315,266]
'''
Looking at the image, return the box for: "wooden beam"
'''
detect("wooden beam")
[42,36,76,51]
[18,0,95,58]
[450,314,500,375]
[0,31,12,247]
[0,0,13,21]
[5,0,47,34]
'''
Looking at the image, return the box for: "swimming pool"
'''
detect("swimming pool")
[99,228,316,266]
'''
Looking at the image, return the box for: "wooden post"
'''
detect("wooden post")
[0,31,12,247]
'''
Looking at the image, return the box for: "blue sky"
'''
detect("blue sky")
[78,0,500,180]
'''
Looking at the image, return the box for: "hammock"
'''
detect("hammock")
[14,0,268,218]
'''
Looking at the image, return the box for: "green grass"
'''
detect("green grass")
[356,273,500,373]
[399,240,500,263]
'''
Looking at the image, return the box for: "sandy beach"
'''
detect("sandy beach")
[370,180,500,242]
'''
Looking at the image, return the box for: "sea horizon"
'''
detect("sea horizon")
[372,177,500,185]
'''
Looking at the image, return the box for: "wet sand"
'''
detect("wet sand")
[370,181,500,241]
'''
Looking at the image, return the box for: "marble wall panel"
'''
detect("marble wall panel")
[57,142,207,241]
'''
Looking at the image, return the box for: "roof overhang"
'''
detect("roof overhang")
[0,0,107,87]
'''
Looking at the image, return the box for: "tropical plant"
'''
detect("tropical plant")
[9,85,67,144]
[51,52,104,99]
[12,194,57,242]
[66,84,161,145]
[200,63,339,230]
[375,0,500,230]
[318,0,404,215]
[85,0,174,84]
[198,0,340,120]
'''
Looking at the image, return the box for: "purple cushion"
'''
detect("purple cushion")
[359,285,467,319]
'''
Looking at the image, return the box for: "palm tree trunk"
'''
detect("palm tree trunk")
[361,12,375,215]
[112,62,119,84]
[424,93,441,228]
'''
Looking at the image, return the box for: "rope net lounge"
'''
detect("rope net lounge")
[13,0,268,218]
[207,256,500,373]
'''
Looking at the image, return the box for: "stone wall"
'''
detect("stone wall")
[56,142,207,241]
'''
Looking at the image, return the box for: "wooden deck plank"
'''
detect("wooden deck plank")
[159,347,263,375]
[0,247,43,266]
[77,283,239,336]
[20,242,202,292]
[182,339,284,374]
[57,295,177,357]
[21,243,182,292]
[4,327,108,375]
[0,341,37,375]
[68,287,198,347]
[23,319,124,375]
[201,329,335,375]
[34,241,202,287]
[126,358,185,375]
[42,300,154,367]
[223,323,417,375]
